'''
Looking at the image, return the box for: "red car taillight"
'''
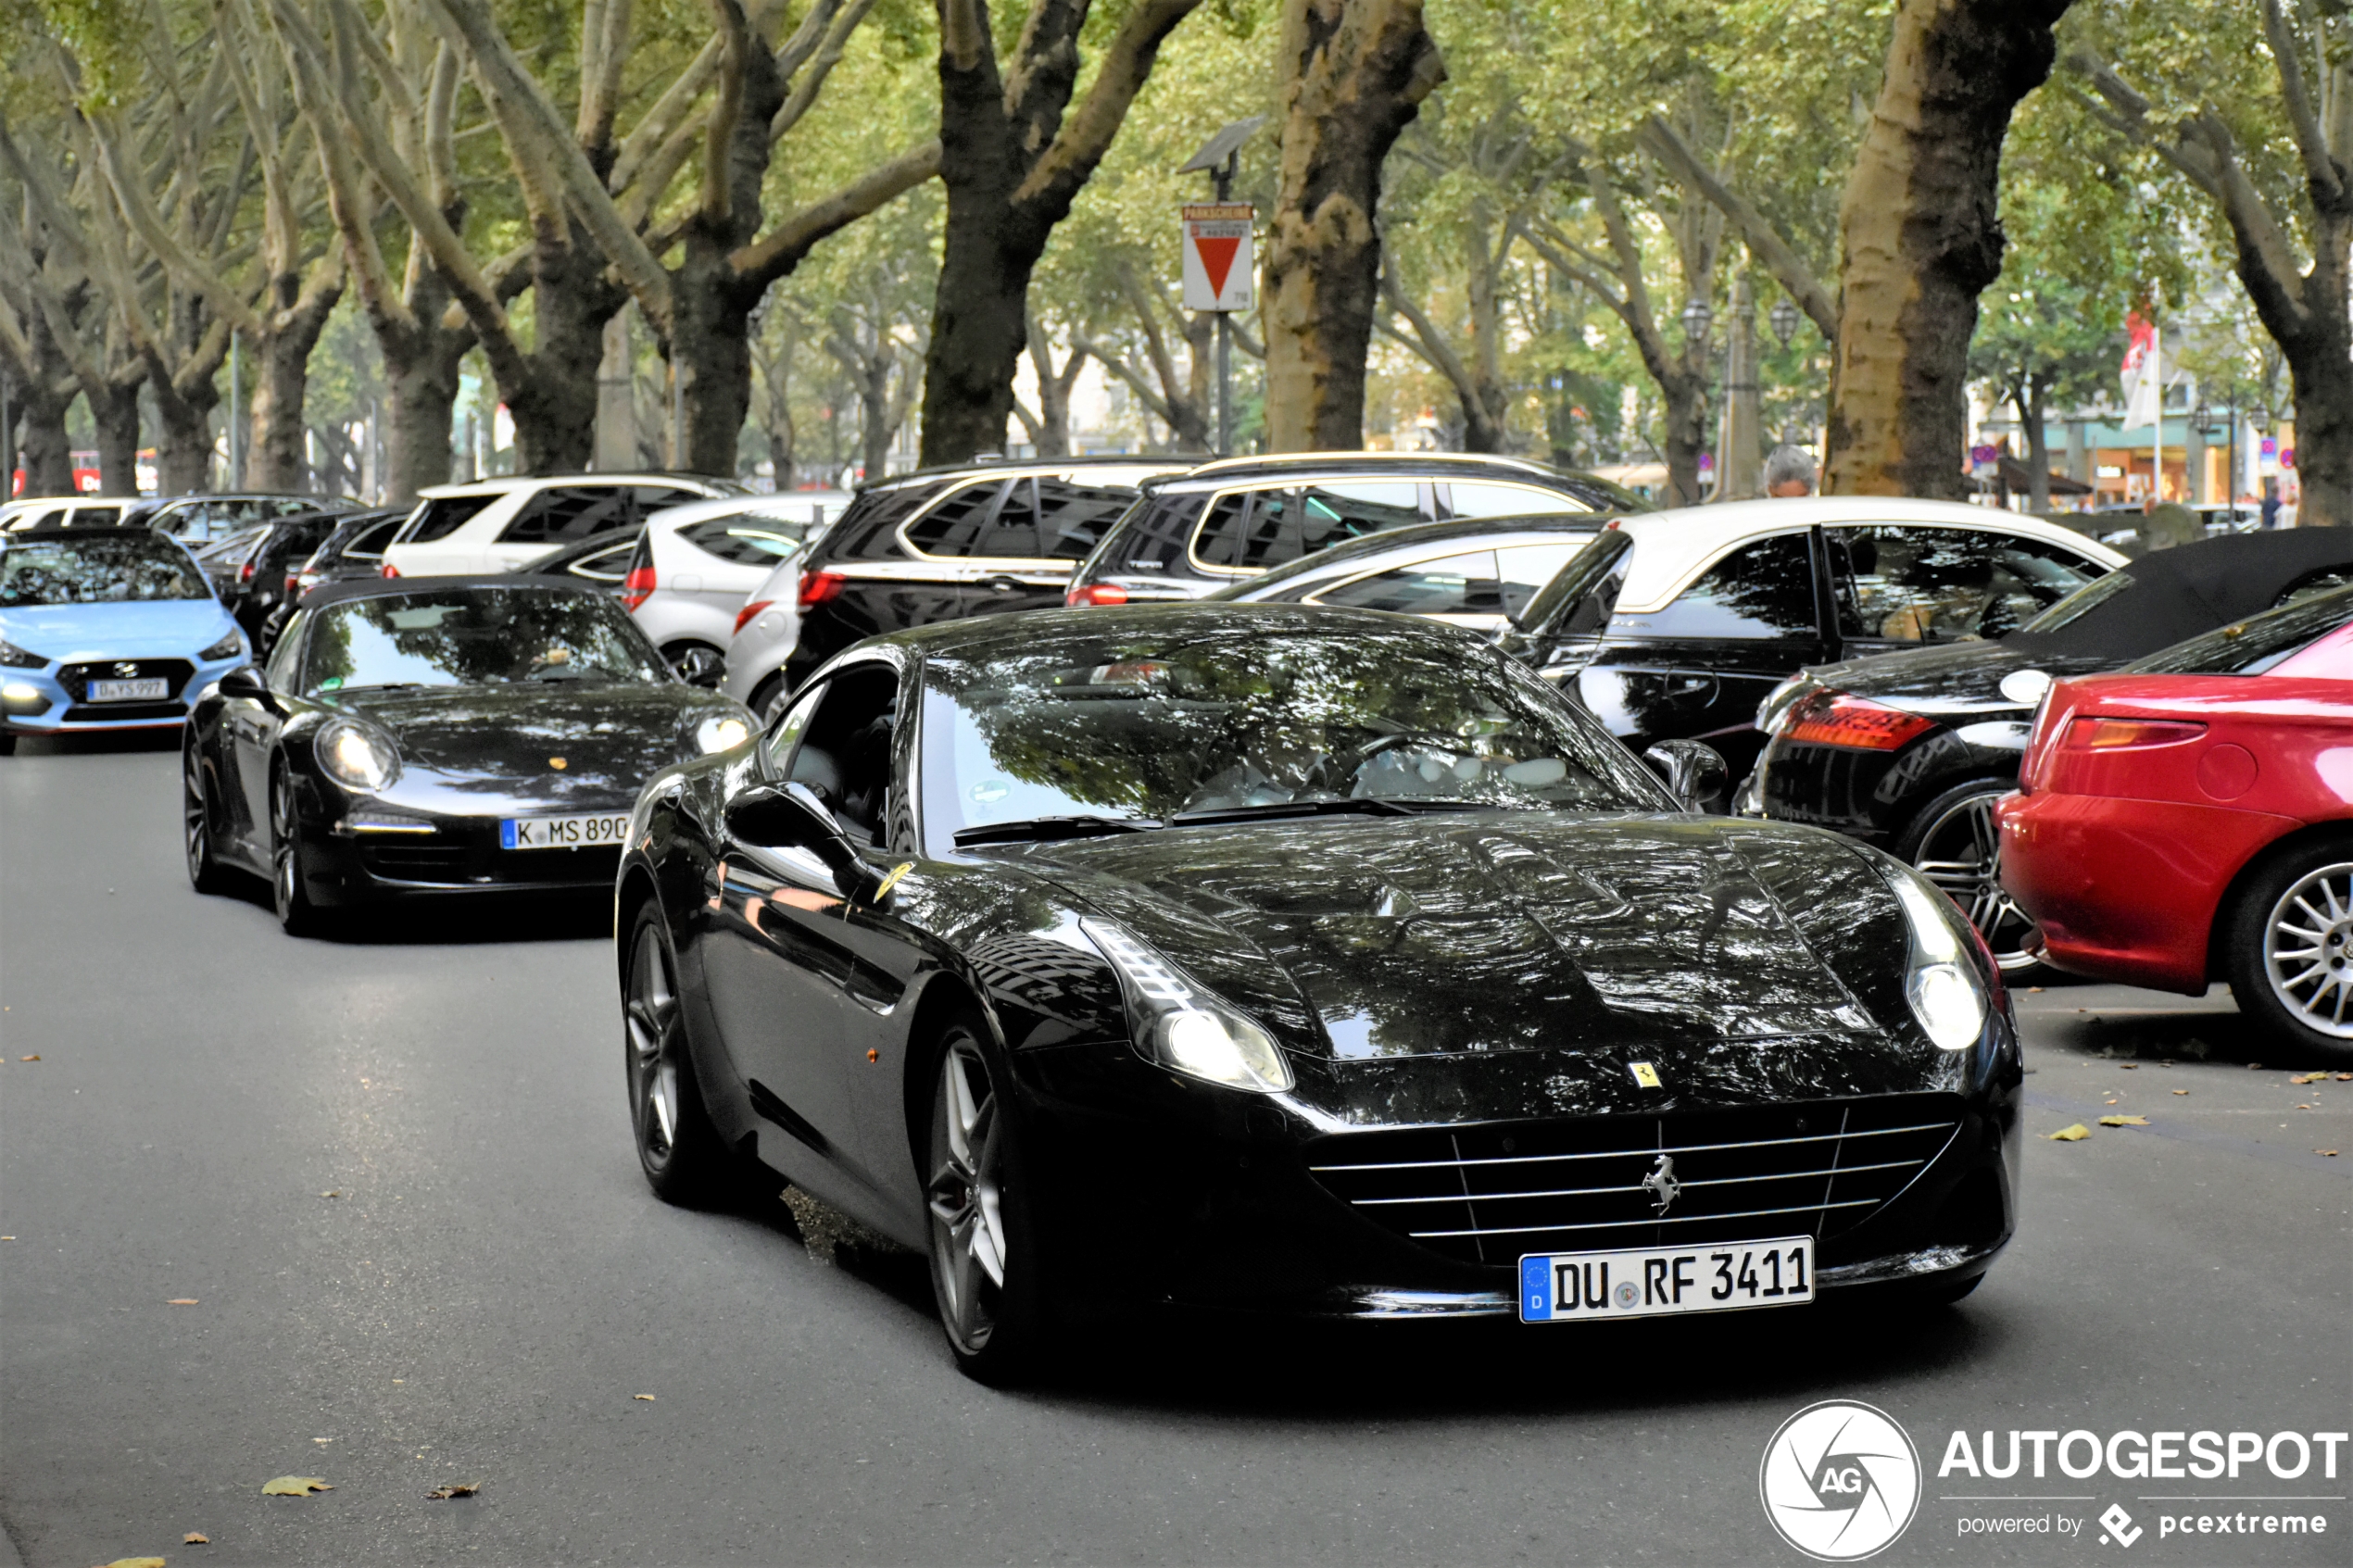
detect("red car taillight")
[283,574,300,596]
[734,598,774,635]
[239,559,256,583]
[799,570,846,609]
[1066,583,1127,607]
[380,561,401,579]
[2068,717,2208,750]
[1780,689,1935,751]
[623,566,657,612]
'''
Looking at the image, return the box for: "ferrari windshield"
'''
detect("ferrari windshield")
[299,587,668,692]
[921,618,1668,840]
[0,533,210,606]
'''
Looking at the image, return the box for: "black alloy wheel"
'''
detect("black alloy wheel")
[183,741,231,894]
[270,762,326,936]
[663,642,726,688]
[1900,782,2043,976]
[2223,836,2353,1065]
[925,1027,1043,1383]
[623,903,727,1200]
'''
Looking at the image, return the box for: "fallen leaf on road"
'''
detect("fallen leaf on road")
[2319,1149,2340,1157]
[633,1393,656,1401]
[19,1055,37,1061]
[2049,1123,2092,1141]
[2336,1073,2352,1082]
[101,1558,167,1567]
[321,1191,340,1198]
[259,1476,332,1497]
[425,1482,479,1499]
[2098,1114,2149,1126]
[2248,1061,2264,1069]
[183,1533,208,1544]
[2104,1098,2119,1104]
[2173,1089,2189,1095]
[2296,1103,2312,1110]
[2291,1073,2326,1084]
[167,1299,197,1306]
[2117,1062,2137,1071]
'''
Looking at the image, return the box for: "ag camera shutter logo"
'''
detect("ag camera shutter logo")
[1760,1400,1921,1561]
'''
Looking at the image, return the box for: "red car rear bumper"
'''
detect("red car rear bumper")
[1996,792,2299,993]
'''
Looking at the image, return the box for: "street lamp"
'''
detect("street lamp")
[1680,297,1714,344]
[1768,296,1801,349]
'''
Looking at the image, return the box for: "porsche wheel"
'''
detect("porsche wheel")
[1901,783,2043,976]
[925,1028,1043,1383]
[270,763,328,936]
[183,742,231,894]
[623,903,728,1201]
[2225,839,2353,1064]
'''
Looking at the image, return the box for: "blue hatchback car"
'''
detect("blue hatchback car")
[0,528,248,753]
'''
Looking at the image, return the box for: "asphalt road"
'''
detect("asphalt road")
[4,734,2348,1568]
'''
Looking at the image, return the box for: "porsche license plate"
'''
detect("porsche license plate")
[1518,1236,1813,1323]
[501,813,631,849]
[88,678,169,702]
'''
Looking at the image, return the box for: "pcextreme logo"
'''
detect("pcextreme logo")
[1760,1400,1923,1561]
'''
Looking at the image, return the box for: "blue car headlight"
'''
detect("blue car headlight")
[0,637,45,669]
[198,631,245,662]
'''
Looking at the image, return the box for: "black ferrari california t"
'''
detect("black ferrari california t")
[616,605,2020,1380]
[184,576,754,934]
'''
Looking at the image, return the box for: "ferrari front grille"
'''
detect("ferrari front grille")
[1306,1095,1962,1267]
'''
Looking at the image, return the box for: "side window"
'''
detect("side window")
[499,488,633,545]
[345,517,403,561]
[1496,541,1590,620]
[904,481,1009,558]
[1191,487,1295,571]
[1196,481,1422,571]
[677,518,804,565]
[1292,483,1426,560]
[402,495,496,544]
[1625,533,1818,640]
[1312,550,1505,615]
[762,680,827,771]
[780,665,900,846]
[264,614,306,687]
[972,477,1043,559]
[1441,482,1591,519]
[1036,480,1139,560]
[1831,527,2093,644]
[1108,491,1206,571]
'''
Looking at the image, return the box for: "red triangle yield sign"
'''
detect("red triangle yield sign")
[1195,234,1240,300]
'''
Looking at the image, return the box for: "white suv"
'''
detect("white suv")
[378,474,740,578]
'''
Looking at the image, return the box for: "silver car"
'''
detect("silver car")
[629,495,839,685]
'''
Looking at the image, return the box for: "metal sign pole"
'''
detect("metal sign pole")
[1215,152,1235,456]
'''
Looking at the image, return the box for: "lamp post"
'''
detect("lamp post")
[1768,296,1800,350]
[1179,115,1266,456]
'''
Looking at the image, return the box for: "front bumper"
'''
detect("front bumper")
[3,652,247,735]
[1007,1035,2021,1323]
[291,793,629,905]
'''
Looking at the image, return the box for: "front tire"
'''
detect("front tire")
[183,742,232,894]
[622,903,730,1202]
[925,1027,1045,1384]
[1899,781,2045,978]
[2224,837,2353,1064]
[270,763,328,936]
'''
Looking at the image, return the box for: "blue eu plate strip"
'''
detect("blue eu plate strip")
[1519,1255,1550,1323]
[499,820,518,849]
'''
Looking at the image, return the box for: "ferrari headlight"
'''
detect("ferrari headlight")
[198,631,245,661]
[695,713,751,754]
[316,719,398,793]
[0,637,45,669]
[1886,868,1985,1049]
[1080,917,1293,1092]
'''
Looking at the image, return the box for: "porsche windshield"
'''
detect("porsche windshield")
[922,621,1667,839]
[300,588,668,692]
[0,534,210,607]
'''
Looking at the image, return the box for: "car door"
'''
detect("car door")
[1824,525,2110,659]
[702,664,906,1194]
[224,620,307,851]
[1578,529,1827,780]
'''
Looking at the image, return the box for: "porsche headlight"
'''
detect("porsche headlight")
[316,719,398,793]
[695,713,751,754]
[1080,917,1293,1092]
[1886,868,1986,1050]
[198,631,245,661]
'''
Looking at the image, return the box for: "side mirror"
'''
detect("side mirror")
[217,665,283,716]
[724,781,884,904]
[1643,739,1729,813]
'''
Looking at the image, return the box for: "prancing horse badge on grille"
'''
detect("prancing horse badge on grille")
[1641,1153,1681,1215]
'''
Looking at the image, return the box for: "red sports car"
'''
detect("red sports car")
[1997,587,2353,1060]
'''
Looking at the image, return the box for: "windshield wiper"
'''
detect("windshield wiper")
[1168,797,1428,826]
[954,814,1164,847]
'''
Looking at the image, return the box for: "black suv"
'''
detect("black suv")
[782,457,1189,689]
[1062,452,1644,607]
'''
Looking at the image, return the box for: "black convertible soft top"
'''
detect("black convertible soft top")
[298,572,612,610]
[2007,527,2352,661]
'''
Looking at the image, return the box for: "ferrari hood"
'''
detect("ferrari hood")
[1007,812,1908,1066]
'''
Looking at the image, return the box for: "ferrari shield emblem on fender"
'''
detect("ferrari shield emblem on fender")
[1628,1060,1663,1089]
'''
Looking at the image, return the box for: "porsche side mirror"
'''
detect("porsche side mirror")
[724,781,884,903]
[1643,739,1729,813]
[217,665,283,716]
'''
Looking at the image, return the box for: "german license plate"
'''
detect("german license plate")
[89,678,169,702]
[500,813,631,849]
[1519,1236,1813,1323]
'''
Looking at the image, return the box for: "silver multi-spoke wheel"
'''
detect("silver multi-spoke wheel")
[1911,788,2037,971]
[2262,862,2353,1038]
[183,746,223,892]
[625,920,686,1170]
[927,1040,1010,1354]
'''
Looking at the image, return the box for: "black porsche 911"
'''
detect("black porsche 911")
[184,576,753,934]
[616,605,2020,1380]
